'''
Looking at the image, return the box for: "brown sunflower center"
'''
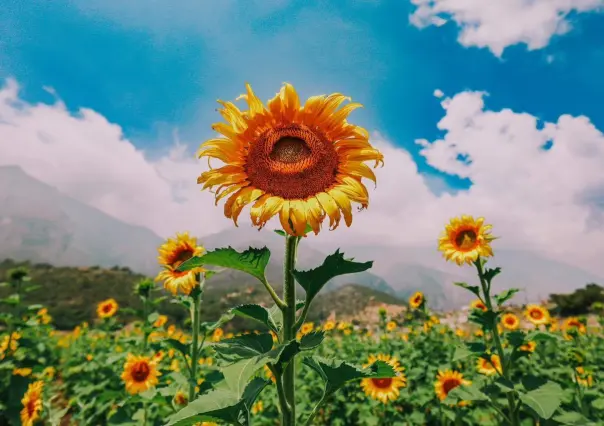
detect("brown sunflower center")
[246,124,339,199]
[454,229,478,250]
[442,378,461,395]
[530,310,543,320]
[102,304,112,313]
[26,399,37,417]
[172,248,194,268]
[505,317,515,324]
[371,378,393,389]
[132,362,151,382]
[413,296,422,304]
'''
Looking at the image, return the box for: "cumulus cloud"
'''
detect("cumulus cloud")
[1,78,603,276]
[409,0,604,57]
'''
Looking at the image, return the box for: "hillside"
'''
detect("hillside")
[0,259,406,330]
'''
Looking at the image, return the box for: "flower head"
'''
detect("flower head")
[438,216,495,265]
[155,232,206,296]
[21,381,43,426]
[470,300,487,312]
[435,370,471,402]
[409,291,424,310]
[360,354,407,403]
[97,298,119,319]
[501,313,520,331]
[476,354,502,376]
[196,83,384,236]
[121,354,161,395]
[524,305,550,326]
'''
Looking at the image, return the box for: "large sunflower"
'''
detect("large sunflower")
[409,291,424,309]
[434,370,471,402]
[438,216,495,265]
[97,298,118,319]
[524,305,550,326]
[21,381,43,426]
[476,354,502,376]
[121,354,161,395]
[196,83,384,236]
[470,300,487,312]
[360,354,407,404]
[155,232,206,295]
[563,317,586,334]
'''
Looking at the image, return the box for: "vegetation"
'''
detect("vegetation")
[550,283,604,317]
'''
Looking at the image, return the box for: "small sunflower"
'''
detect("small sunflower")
[251,400,264,414]
[438,216,495,266]
[360,354,407,404]
[435,370,471,402]
[476,354,502,376]
[20,381,43,426]
[196,83,384,236]
[500,313,520,331]
[300,322,314,335]
[121,354,161,395]
[154,315,168,328]
[322,320,336,331]
[563,317,586,334]
[13,368,32,377]
[212,328,224,342]
[519,341,536,353]
[575,367,594,387]
[97,298,118,319]
[174,390,188,406]
[470,300,487,312]
[409,291,424,309]
[264,365,276,383]
[155,232,206,296]
[385,321,397,332]
[524,305,550,326]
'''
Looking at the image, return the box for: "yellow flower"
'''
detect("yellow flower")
[575,367,594,387]
[438,216,495,265]
[501,313,520,331]
[251,400,264,414]
[455,329,466,338]
[121,354,161,395]
[154,315,169,328]
[563,317,586,334]
[20,381,43,426]
[13,368,32,377]
[174,390,188,406]
[476,354,502,376]
[519,341,536,353]
[400,333,409,342]
[300,322,314,335]
[196,83,384,236]
[264,365,276,383]
[86,354,93,362]
[337,322,350,331]
[409,291,424,309]
[524,305,550,326]
[322,320,336,331]
[170,359,180,372]
[36,308,52,325]
[343,329,352,336]
[474,329,484,337]
[360,354,407,404]
[41,367,56,380]
[435,370,471,402]
[212,328,224,342]
[155,232,206,296]
[97,298,119,319]
[470,300,487,312]
[385,321,397,332]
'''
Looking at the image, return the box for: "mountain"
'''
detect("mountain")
[1,165,602,312]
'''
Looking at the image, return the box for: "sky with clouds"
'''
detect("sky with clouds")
[1,0,604,276]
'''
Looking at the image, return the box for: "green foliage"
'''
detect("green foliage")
[550,284,604,316]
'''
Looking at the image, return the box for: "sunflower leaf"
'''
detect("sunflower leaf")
[212,333,274,364]
[300,331,325,350]
[293,250,373,306]
[494,288,520,306]
[519,380,563,419]
[551,410,594,425]
[200,311,235,334]
[483,267,502,284]
[526,330,563,342]
[453,282,481,298]
[176,246,271,284]
[268,301,305,331]
[230,304,279,334]
[302,356,396,396]
[163,339,190,359]
[444,383,489,404]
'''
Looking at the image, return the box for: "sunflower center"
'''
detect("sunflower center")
[103,304,112,313]
[26,399,37,416]
[530,310,543,320]
[132,362,151,382]
[442,378,461,395]
[270,137,312,163]
[172,248,194,268]
[246,124,339,199]
[371,378,393,389]
[454,229,478,250]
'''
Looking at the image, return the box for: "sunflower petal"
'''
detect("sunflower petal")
[281,83,300,123]
[338,161,377,183]
[289,199,308,236]
[328,188,353,227]
[279,201,295,235]
[315,192,341,230]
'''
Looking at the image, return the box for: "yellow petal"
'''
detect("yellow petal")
[250,195,284,228]
[216,100,248,133]
[338,161,377,183]
[289,199,307,236]
[328,188,353,227]
[230,188,265,225]
[279,201,294,235]
[281,83,300,123]
[315,192,341,230]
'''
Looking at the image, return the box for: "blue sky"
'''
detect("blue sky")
[3,0,604,191]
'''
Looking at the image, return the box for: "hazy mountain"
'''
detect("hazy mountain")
[1,165,602,310]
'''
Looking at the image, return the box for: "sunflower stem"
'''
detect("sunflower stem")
[188,274,205,402]
[304,390,327,426]
[281,233,299,426]
[474,258,519,426]
[142,295,150,352]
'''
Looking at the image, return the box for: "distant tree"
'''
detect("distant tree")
[549,283,604,316]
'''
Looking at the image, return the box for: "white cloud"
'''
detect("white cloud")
[409,0,604,57]
[1,79,603,276]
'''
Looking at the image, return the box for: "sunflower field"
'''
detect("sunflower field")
[2,83,604,426]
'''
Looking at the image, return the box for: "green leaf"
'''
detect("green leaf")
[552,411,595,425]
[212,333,274,364]
[230,304,279,333]
[492,377,515,393]
[177,246,271,284]
[494,288,519,306]
[166,387,243,426]
[525,330,563,342]
[293,250,373,305]
[592,398,604,410]
[267,301,305,331]
[519,380,563,419]
[444,383,489,404]
[200,312,235,335]
[483,267,501,283]
[506,331,526,347]
[163,339,190,359]
[300,331,325,350]
[302,356,396,395]
[147,312,160,324]
[453,282,481,298]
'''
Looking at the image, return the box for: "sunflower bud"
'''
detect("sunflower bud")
[8,267,29,282]
[135,278,154,298]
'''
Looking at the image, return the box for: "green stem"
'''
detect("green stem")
[281,234,299,426]
[474,259,519,426]
[261,277,286,310]
[142,296,150,352]
[188,275,204,401]
[304,392,327,426]
[273,366,291,422]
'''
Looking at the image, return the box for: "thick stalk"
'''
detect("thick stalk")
[475,259,519,426]
[188,279,203,401]
[281,234,299,425]
[142,296,150,352]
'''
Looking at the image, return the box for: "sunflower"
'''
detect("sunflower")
[13,368,32,377]
[386,321,397,332]
[575,367,594,387]
[174,390,188,406]
[500,313,520,331]
[524,305,550,326]
[195,83,384,236]
[322,320,336,331]
[563,317,586,334]
[97,298,118,319]
[121,354,161,395]
[476,354,502,376]
[409,291,424,309]
[212,328,224,342]
[438,216,495,266]
[519,341,536,352]
[360,354,407,403]
[264,365,276,383]
[251,400,264,415]
[155,232,206,296]
[154,315,168,328]
[20,381,43,426]
[470,300,487,312]
[435,370,471,402]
